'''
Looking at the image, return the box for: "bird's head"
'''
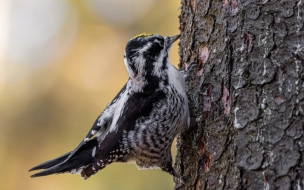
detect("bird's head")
[124,33,180,84]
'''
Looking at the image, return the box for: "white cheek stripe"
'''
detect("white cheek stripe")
[139,42,152,53]
[152,49,166,78]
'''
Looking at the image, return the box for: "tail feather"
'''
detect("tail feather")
[30,157,84,178]
[29,152,71,172]
[29,137,98,178]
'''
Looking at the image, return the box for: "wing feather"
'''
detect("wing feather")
[97,88,167,156]
[64,83,127,162]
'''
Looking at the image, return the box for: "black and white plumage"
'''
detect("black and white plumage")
[29,33,189,181]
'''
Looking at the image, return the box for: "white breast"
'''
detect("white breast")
[167,63,190,128]
[167,63,187,96]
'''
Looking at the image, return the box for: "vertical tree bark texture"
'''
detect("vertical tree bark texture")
[175,0,304,189]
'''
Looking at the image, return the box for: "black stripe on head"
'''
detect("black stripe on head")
[125,35,165,76]
[142,37,164,64]
[125,39,146,76]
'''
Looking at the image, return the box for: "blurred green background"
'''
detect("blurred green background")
[0,0,181,190]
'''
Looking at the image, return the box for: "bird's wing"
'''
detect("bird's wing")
[29,83,128,173]
[63,82,128,163]
[79,88,168,178]
[97,88,167,157]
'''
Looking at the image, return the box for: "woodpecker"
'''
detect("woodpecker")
[29,33,189,183]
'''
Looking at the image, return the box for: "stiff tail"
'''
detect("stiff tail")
[29,152,71,172]
[29,138,98,178]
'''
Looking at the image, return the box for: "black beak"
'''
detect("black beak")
[167,34,181,46]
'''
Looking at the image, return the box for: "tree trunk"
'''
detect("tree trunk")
[175,0,304,189]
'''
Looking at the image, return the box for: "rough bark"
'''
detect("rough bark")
[175,0,304,189]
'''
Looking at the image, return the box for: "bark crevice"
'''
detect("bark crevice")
[176,0,304,189]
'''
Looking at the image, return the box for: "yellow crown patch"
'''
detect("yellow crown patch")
[132,33,154,39]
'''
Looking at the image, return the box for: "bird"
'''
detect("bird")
[29,33,190,183]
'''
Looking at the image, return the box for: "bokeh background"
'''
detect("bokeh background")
[0,0,181,190]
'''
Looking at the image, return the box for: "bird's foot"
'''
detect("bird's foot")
[161,163,190,188]
[174,174,190,189]
[181,62,198,81]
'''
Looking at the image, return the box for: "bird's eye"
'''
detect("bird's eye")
[154,39,164,47]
